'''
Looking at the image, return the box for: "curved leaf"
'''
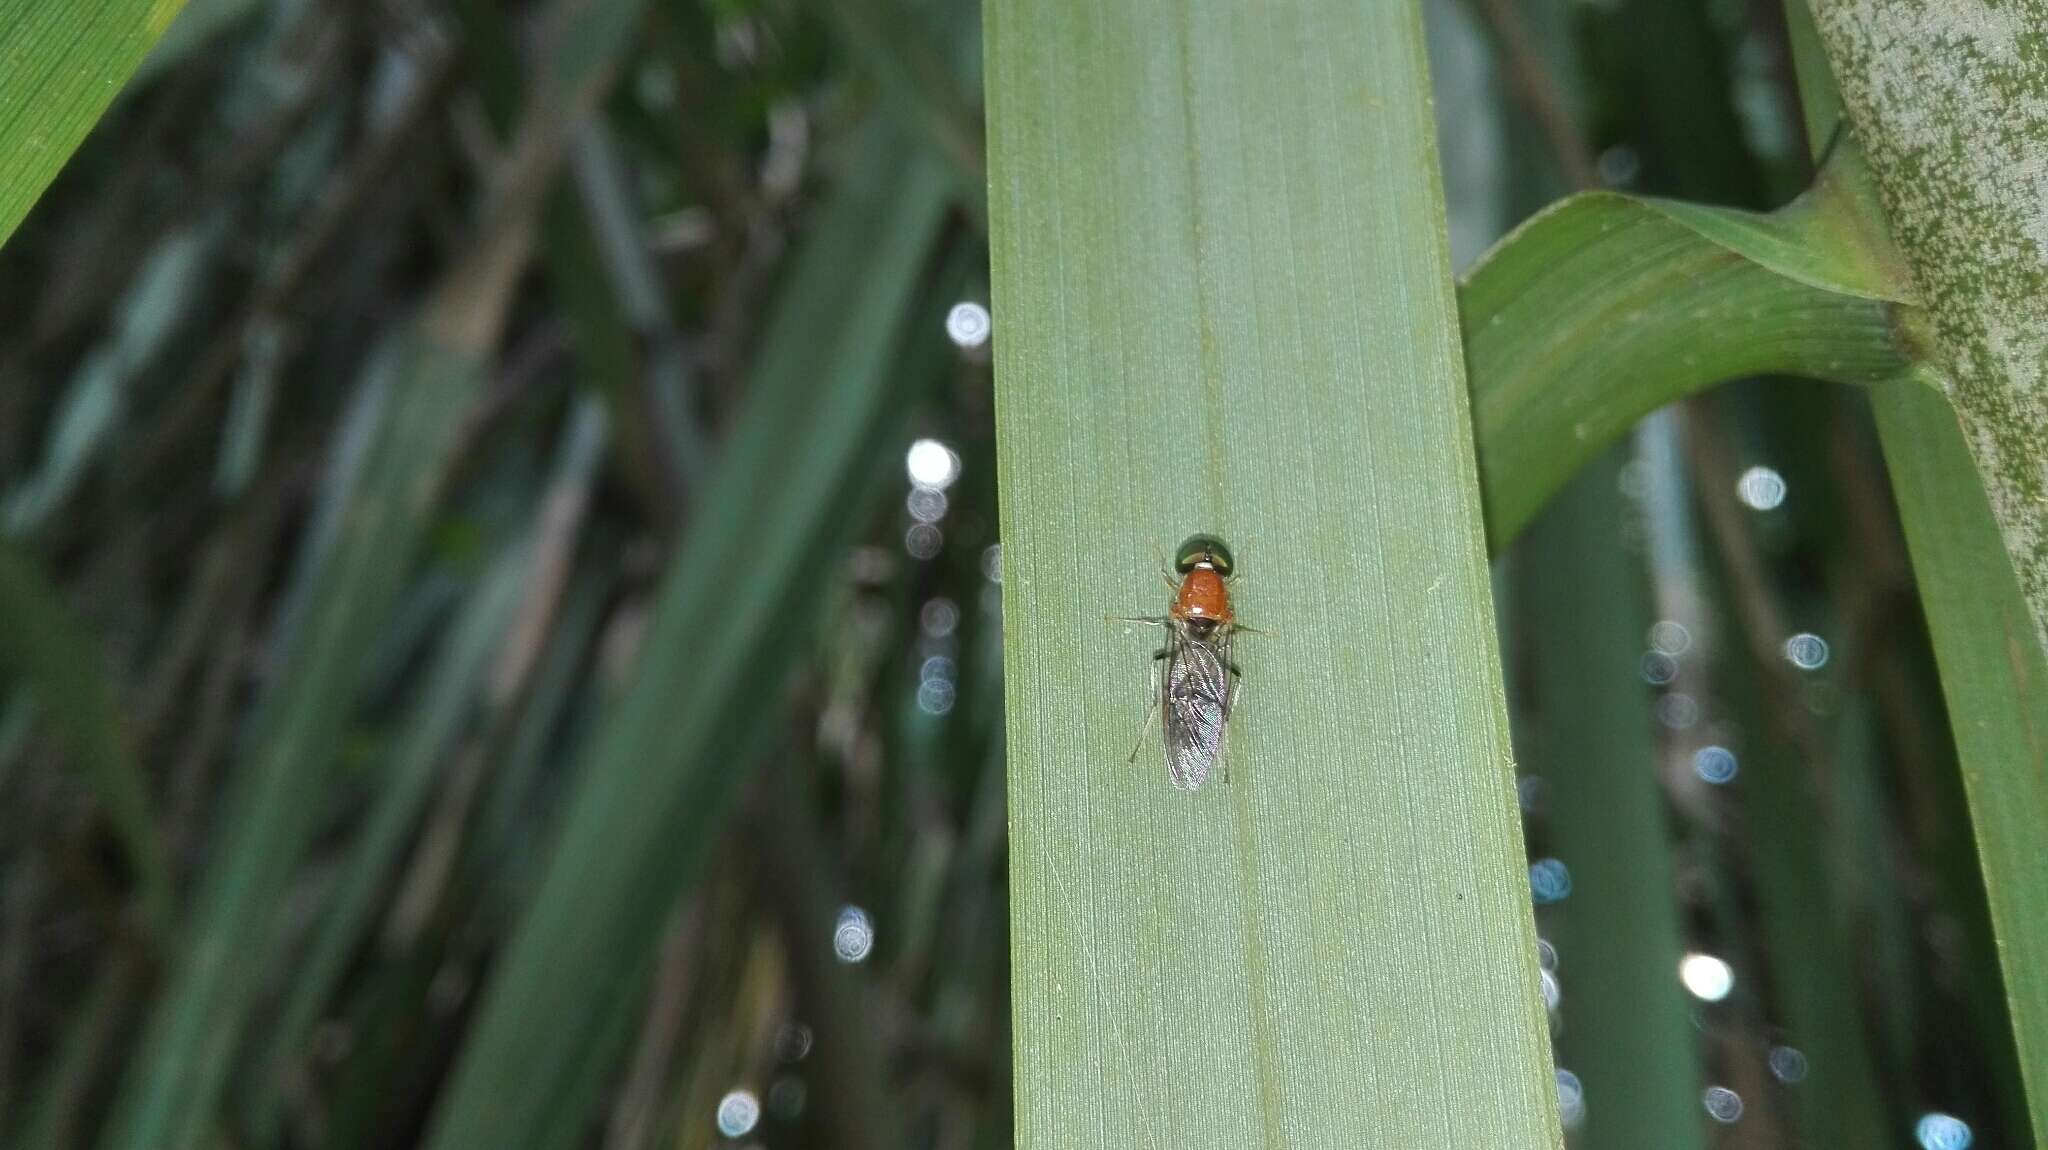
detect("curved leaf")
[1459,140,1923,551]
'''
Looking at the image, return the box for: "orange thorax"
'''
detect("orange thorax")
[1172,565,1233,625]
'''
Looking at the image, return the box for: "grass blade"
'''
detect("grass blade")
[422,116,957,1150]
[4,224,215,534]
[1520,453,1702,1150]
[455,0,689,517]
[98,89,570,1150]
[806,0,986,219]
[471,569,610,899]
[567,122,704,488]
[1782,11,2048,1138]
[248,542,528,1138]
[0,0,187,250]
[1870,378,2048,1142]
[987,1,1557,1144]
[99,335,491,1150]
[1685,413,1890,1146]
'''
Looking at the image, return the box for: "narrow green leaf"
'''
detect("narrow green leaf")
[4,354,120,535]
[568,122,705,487]
[100,92,563,1140]
[1459,139,1919,552]
[0,0,188,250]
[1521,453,1702,1150]
[247,540,529,1139]
[5,224,214,534]
[1782,8,2048,1139]
[456,0,693,516]
[99,333,488,1150]
[261,351,388,667]
[806,0,987,218]
[1689,465,1890,1147]
[214,321,284,497]
[0,542,171,930]
[988,1,1556,1145]
[471,570,610,900]
[1872,373,2048,1141]
[422,117,956,1150]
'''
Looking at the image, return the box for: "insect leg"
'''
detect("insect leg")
[1126,694,1161,764]
[1221,673,1245,783]
[1127,656,1163,764]
[1215,633,1242,709]
[1151,538,1174,587]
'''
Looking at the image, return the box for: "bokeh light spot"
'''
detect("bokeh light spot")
[1916,1112,1972,1150]
[1680,953,1734,1002]
[716,1089,761,1137]
[1737,465,1786,510]
[1703,1086,1744,1123]
[833,905,875,963]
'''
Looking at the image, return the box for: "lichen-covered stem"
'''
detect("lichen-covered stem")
[1809,0,2048,652]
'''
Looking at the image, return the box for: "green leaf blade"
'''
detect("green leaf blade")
[1780,11,2048,1135]
[99,332,486,1150]
[422,119,956,1150]
[1520,453,1703,1150]
[1872,376,2048,1143]
[988,2,1558,1145]
[0,0,186,250]
[1460,176,1914,552]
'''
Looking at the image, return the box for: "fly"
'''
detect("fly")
[1115,533,1244,790]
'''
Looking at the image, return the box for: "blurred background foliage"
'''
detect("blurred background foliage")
[0,0,2025,1147]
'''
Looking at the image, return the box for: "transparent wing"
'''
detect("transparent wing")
[1161,632,1231,790]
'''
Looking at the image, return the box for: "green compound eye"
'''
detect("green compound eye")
[1173,533,1234,577]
